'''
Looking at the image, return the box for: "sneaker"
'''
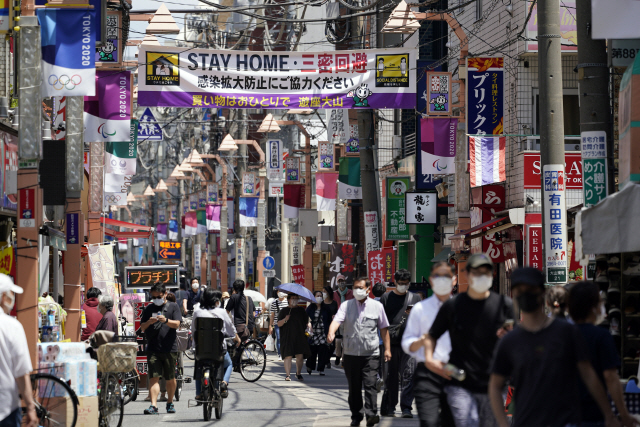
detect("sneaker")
[366,415,380,426]
[220,382,228,398]
[335,356,341,366]
[166,403,175,414]
[624,264,640,276]
[350,419,362,426]
[144,406,159,415]
[278,356,283,361]
[375,378,384,393]
[401,410,413,419]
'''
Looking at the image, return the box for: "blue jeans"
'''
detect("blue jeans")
[195,352,233,395]
[444,385,497,427]
[274,324,281,356]
[0,408,21,427]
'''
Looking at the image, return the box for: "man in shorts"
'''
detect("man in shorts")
[140,282,182,415]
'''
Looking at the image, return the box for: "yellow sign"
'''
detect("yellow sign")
[159,241,181,249]
[146,51,179,86]
[375,53,410,88]
[0,246,13,275]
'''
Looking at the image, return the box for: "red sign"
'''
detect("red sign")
[523,153,583,189]
[134,302,152,375]
[291,264,305,285]
[526,225,543,270]
[471,185,505,263]
[367,248,395,285]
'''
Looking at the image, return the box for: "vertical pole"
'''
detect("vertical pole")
[256,175,266,295]
[280,196,290,283]
[538,0,566,282]
[303,133,313,291]
[64,199,84,342]
[87,141,104,290]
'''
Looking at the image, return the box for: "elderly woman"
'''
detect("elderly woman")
[95,295,118,335]
[277,294,311,381]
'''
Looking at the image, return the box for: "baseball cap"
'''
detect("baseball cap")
[337,274,346,282]
[511,267,545,290]
[0,274,23,294]
[222,292,230,299]
[466,253,494,271]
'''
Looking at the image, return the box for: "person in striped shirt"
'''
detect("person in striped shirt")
[269,291,289,361]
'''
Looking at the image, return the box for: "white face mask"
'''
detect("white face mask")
[315,296,323,304]
[215,302,221,308]
[322,292,328,300]
[278,292,287,299]
[470,275,493,293]
[396,285,409,293]
[192,283,199,290]
[290,298,299,306]
[353,288,368,301]
[431,277,454,296]
[2,292,14,313]
[152,298,164,306]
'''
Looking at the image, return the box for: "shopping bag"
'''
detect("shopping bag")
[265,334,275,352]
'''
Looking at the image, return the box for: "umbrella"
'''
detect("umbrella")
[275,283,316,303]
[243,289,267,304]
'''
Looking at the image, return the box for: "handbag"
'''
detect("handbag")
[235,295,251,340]
[387,315,408,345]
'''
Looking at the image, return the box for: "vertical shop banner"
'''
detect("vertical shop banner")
[543,165,568,283]
[420,118,457,175]
[386,177,410,240]
[286,157,300,182]
[368,248,394,285]
[338,157,362,199]
[469,137,506,187]
[38,9,96,97]
[19,188,35,228]
[194,244,202,278]
[328,243,356,288]
[405,193,437,224]
[207,183,218,203]
[239,197,258,227]
[235,238,245,282]
[88,243,118,319]
[426,72,452,115]
[467,57,504,136]
[242,172,257,196]
[84,70,131,142]
[316,172,338,211]
[206,204,221,231]
[581,130,608,207]
[291,232,301,265]
[476,185,506,263]
[364,211,379,258]
[327,109,349,143]
[266,139,283,181]
[66,213,79,244]
[96,11,122,64]
[291,265,305,285]
[318,141,334,170]
[336,202,348,241]
[137,46,417,109]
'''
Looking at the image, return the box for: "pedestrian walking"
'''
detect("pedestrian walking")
[140,282,183,415]
[0,275,37,427]
[186,278,202,312]
[334,276,354,366]
[569,281,638,427]
[226,280,256,340]
[372,282,387,393]
[328,277,391,427]
[489,268,622,427]
[81,287,102,341]
[269,290,289,361]
[322,285,338,370]
[402,261,456,427]
[424,253,514,427]
[174,282,189,316]
[277,294,311,381]
[546,284,569,320]
[380,268,421,418]
[306,291,332,376]
[95,295,118,335]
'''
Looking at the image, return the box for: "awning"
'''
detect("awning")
[580,183,640,254]
[431,246,453,262]
[450,216,508,240]
[101,217,153,231]
[484,222,517,235]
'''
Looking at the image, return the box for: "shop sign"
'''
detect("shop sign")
[386,177,410,241]
[328,243,356,288]
[467,57,504,136]
[367,248,394,286]
[19,188,35,228]
[471,185,505,263]
[286,157,300,183]
[523,153,583,189]
[268,182,283,198]
[291,232,301,265]
[364,211,379,258]
[405,192,436,224]
[327,109,348,144]
[337,202,348,240]
[66,213,79,244]
[318,141,334,170]
[525,1,577,52]
[426,71,452,115]
[0,246,13,276]
[503,242,518,278]
[266,139,283,181]
[580,130,608,207]
[543,165,568,284]
[291,264,304,285]
[235,238,244,282]
[526,225,542,270]
[610,40,640,68]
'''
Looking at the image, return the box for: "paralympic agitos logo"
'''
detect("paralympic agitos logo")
[98,123,116,138]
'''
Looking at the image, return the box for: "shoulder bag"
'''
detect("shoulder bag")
[235,295,251,340]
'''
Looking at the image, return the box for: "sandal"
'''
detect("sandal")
[296,374,304,381]
[285,375,291,381]
[220,382,229,398]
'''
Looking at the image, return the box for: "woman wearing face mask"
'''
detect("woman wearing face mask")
[322,286,338,370]
[95,295,119,335]
[277,294,311,381]
[191,288,241,401]
[269,290,289,361]
[305,291,332,376]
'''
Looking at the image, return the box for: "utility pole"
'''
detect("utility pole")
[575,0,614,195]
[538,0,567,284]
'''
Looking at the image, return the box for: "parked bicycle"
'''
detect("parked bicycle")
[229,337,267,382]
[24,371,80,427]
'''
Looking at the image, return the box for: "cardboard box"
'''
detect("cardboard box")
[46,396,75,427]
[76,396,99,427]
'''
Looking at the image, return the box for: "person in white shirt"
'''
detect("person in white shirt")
[401,262,456,427]
[0,274,37,427]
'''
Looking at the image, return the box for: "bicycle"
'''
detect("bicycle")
[200,360,224,421]
[97,371,124,427]
[115,336,139,406]
[24,372,80,427]
[229,338,267,382]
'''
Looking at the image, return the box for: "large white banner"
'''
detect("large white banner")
[137,46,417,109]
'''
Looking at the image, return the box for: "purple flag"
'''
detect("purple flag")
[206,204,221,231]
[420,117,457,175]
[84,70,131,142]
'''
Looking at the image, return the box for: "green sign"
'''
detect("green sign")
[547,267,567,284]
[386,177,410,241]
[582,158,608,208]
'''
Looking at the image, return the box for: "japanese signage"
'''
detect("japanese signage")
[66,213,79,244]
[158,241,181,260]
[291,232,301,265]
[242,172,257,196]
[543,165,568,284]
[345,125,360,155]
[125,265,179,289]
[618,54,640,188]
[235,238,245,282]
[318,141,334,170]
[581,131,608,207]
[416,59,442,190]
[194,244,201,278]
[327,109,349,143]
[286,157,300,182]
[523,153,583,189]
[269,182,283,198]
[0,246,12,276]
[364,211,379,259]
[386,177,410,241]
[405,193,437,224]
[426,72,452,115]
[189,194,198,210]
[610,39,640,68]
[328,243,356,288]
[134,301,151,371]
[337,202,348,240]
[525,1,577,52]
[467,57,504,136]
[19,188,35,228]
[367,248,395,286]
[291,265,305,285]
[208,183,218,203]
[471,185,506,263]
[266,139,283,181]
[96,11,122,64]
[138,46,418,109]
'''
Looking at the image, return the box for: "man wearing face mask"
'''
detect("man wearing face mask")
[402,261,456,427]
[140,282,183,415]
[186,278,202,312]
[489,271,625,427]
[328,277,392,427]
[424,253,514,427]
[379,269,421,418]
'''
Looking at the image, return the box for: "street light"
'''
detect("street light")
[257,114,281,133]
[146,4,180,35]
[218,134,238,151]
[154,179,169,193]
[144,185,155,197]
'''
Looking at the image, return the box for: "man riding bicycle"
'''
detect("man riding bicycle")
[192,288,241,400]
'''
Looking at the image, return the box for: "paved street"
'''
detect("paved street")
[122,351,419,427]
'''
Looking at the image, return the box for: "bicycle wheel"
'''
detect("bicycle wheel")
[184,349,195,360]
[214,387,223,420]
[100,373,123,427]
[239,339,267,382]
[120,370,138,406]
[202,384,212,421]
[28,373,79,427]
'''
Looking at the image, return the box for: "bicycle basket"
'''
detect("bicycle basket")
[176,330,191,352]
[97,342,137,373]
[195,317,224,363]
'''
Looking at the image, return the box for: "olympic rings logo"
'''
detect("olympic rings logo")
[48,74,82,90]
[104,195,122,203]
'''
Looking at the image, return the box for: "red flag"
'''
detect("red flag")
[291,264,305,285]
[284,184,305,218]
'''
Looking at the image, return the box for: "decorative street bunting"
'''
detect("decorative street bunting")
[84,70,131,142]
[138,46,418,109]
[207,183,218,203]
[158,209,166,223]
[581,130,608,207]
[338,157,362,199]
[266,139,283,181]
[426,72,452,115]
[242,172,257,196]
[283,184,305,218]
[96,11,122,64]
[467,57,504,136]
[386,177,410,240]
[420,117,457,175]
[199,191,206,208]
[316,172,338,211]
[543,164,568,284]
[469,136,506,187]
[286,157,300,183]
[345,125,360,156]
[405,192,437,224]
[189,194,198,210]
[318,141,334,170]
[239,197,258,227]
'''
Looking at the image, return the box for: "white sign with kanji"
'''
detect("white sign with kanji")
[405,193,437,224]
[326,109,349,144]
[543,164,568,284]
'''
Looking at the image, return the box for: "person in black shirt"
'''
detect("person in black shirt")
[380,269,421,418]
[489,269,621,427]
[173,281,189,315]
[425,253,513,427]
[186,278,202,312]
[140,282,182,415]
[568,281,637,427]
[225,280,255,336]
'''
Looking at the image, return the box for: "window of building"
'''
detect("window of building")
[533,88,581,151]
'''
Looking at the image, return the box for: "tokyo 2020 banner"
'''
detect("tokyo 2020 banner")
[137,46,417,109]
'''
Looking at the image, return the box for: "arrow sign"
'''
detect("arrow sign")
[159,247,181,260]
[263,256,275,270]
